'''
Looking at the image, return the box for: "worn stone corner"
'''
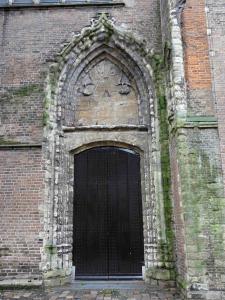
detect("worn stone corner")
[145,267,174,281]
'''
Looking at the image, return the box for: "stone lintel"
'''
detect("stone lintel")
[63,125,149,132]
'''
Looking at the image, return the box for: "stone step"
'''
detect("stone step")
[0,285,182,300]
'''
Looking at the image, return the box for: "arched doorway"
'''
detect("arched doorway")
[43,14,168,284]
[73,146,144,279]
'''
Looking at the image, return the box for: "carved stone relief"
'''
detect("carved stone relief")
[76,59,139,126]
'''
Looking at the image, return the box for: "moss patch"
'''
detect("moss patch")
[44,245,57,255]
[0,138,22,145]
[11,84,42,97]
[146,267,174,281]
[150,53,175,265]
[0,84,43,103]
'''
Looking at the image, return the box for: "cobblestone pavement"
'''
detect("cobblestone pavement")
[0,284,181,300]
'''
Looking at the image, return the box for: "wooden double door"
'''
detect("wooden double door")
[73,147,144,279]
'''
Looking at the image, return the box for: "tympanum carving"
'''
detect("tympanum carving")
[75,59,138,126]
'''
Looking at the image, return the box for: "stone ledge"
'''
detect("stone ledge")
[0,278,42,288]
[0,144,42,149]
[0,0,124,9]
[187,290,225,300]
[183,123,218,128]
[171,116,218,131]
[186,116,217,123]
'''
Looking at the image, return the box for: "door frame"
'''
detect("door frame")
[63,130,165,281]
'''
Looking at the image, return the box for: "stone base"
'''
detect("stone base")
[185,290,225,300]
[146,278,177,292]
[145,267,176,291]
[0,277,42,288]
[43,269,72,287]
[44,276,71,287]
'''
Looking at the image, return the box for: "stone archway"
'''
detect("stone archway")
[42,13,172,286]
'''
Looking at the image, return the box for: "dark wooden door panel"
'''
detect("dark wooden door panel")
[108,149,130,276]
[74,150,108,276]
[73,147,144,279]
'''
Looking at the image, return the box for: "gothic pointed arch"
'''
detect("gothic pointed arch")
[42,13,172,283]
[46,12,157,130]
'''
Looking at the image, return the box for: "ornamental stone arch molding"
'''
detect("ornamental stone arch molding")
[42,13,172,285]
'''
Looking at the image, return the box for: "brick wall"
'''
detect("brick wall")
[0,1,161,144]
[206,0,225,187]
[181,0,214,116]
[0,0,162,282]
[0,87,43,144]
[0,148,44,279]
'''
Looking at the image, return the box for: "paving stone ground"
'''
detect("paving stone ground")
[0,282,181,300]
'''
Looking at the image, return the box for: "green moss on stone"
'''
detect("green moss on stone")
[0,138,22,145]
[151,53,175,265]
[146,267,174,281]
[42,92,52,127]
[42,111,49,127]
[177,276,188,290]
[45,244,57,255]
[177,135,225,265]
[11,84,42,97]
[0,84,43,103]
